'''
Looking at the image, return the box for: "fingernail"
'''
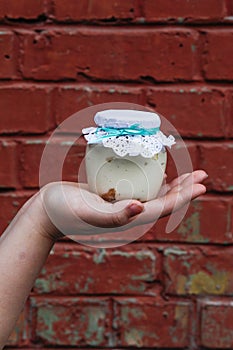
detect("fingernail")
[127,203,144,217]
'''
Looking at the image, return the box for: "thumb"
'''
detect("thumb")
[108,200,144,227]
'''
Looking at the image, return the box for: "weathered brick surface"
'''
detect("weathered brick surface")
[30,297,111,346]
[0,0,45,19]
[144,195,233,244]
[147,86,230,138]
[226,0,233,15]
[53,0,138,21]
[0,141,18,188]
[203,30,233,80]
[166,141,198,181]
[0,85,53,134]
[34,244,159,295]
[1,1,233,349]
[229,90,233,137]
[114,297,191,348]
[52,0,229,23]
[20,28,200,81]
[7,309,29,346]
[19,138,86,188]
[52,84,145,124]
[163,246,233,295]
[199,142,233,192]
[143,0,227,22]
[199,301,233,348]
[0,31,17,78]
[0,191,33,233]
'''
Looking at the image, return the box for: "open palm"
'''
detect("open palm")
[39,170,207,237]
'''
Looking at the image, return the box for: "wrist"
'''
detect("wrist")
[20,187,63,243]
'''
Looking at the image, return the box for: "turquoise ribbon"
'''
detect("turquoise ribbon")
[95,124,159,140]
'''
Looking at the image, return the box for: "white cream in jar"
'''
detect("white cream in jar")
[83,110,175,202]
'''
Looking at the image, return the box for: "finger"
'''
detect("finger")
[158,183,206,218]
[167,170,208,195]
[169,173,191,189]
[134,182,206,225]
[179,170,208,188]
[97,200,144,228]
[158,173,190,197]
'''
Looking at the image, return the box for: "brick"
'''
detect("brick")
[203,30,233,80]
[144,195,233,244]
[0,191,33,233]
[147,86,229,138]
[0,141,18,188]
[0,85,53,134]
[164,246,233,295]
[114,297,190,348]
[6,309,29,346]
[166,141,198,182]
[199,142,233,192]
[53,0,137,21]
[30,297,111,346]
[229,90,233,137]
[0,31,17,78]
[52,84,145,125]
[34,244,159,295]
[21,28,200,81]
[200,301,233,348]
[0,0,45,19]
[144,0,227,22]
[231,199,233,236]
[226,0,233,15]
[20,138,86,188]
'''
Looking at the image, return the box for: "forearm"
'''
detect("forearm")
[0,192,57,348]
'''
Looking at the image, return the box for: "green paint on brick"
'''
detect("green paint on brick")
[37,307,59,341]
[124,328,145,346]
[128,283,145,292]
[164,247,187,257]
[85,308,106,345]
[182,260,191,269]
[35,278,51,293]
[178,17,184,23]
[177,211,209,242]
[76,277,94,293]
[178,211,200,235]
[93,249,107,264]
[121,306,145,325]
[190,88,197,93]
[191,44,196,52]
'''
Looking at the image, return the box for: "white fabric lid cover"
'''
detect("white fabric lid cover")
[94,109,161,129]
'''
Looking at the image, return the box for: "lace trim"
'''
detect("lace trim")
[82,127,175,158]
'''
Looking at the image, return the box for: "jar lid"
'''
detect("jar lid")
[94,109,161,129]
[82,109,175,158]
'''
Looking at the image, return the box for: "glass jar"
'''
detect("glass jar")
[83,110,175,202]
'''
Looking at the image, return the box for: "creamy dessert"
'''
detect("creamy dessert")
[83,109,175,202]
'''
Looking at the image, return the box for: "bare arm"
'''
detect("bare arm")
[0,170,207,347]
[0,194,56,347]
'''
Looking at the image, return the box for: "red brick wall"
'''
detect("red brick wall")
[0,0,233,348]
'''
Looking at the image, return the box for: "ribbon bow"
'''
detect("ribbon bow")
[95,124,159,140]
